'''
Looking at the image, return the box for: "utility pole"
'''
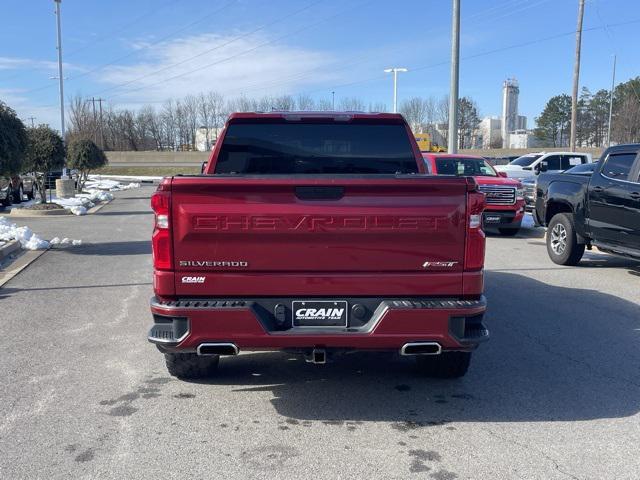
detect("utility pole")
[384,67,408,113]
[332,91,335,110]
[448,0,460,153]
[569,0,585,152]
[97,98,105,149]
[91,97,97,143]
[27,117,36,128]
[607,54,616,147]
[54,0,65,140]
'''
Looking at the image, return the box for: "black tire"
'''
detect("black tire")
[1,190,13,207]
[12,185,23,204]
[164,353,219,379]
[546,213,585,266]
[416,351,471,378]
[27,184,36,200]
[498,227,520,236]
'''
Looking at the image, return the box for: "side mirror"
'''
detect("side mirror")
[538,161,548,173]
[200,161,208,174]
[498,171,508,178]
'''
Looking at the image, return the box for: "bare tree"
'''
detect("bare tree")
[272,95,296,111]
[368,102,388,113]
[339,97,365,111]
[399,97,430,132]
[183,95,199,150]
[161,99,177,151]
[316,98,333,111]
[296,93,315,111]
[436,95,450,146]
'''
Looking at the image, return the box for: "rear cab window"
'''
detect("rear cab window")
[435,157,497,176]
[215,121,419,175]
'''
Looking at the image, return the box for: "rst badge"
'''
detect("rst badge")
[422,261,458,268]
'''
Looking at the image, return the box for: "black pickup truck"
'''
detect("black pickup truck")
[535,143,640,265]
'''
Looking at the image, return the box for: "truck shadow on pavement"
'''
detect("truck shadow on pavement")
[63,240,151,256]
[190,271,640,424]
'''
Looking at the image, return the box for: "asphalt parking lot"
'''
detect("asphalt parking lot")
[1,186,639,480]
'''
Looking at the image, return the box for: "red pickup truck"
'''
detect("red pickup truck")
[423,153,525,235]
[149,112,488,379]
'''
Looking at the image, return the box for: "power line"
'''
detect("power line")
[64,0,176,58]
[20,0,240,95]
[92,0,327,99]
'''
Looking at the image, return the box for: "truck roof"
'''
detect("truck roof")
[227,111,406,123]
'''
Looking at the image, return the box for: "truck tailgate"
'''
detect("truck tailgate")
[170,176,468,296]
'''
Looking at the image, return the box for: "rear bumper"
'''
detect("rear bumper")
[148,296,488,353]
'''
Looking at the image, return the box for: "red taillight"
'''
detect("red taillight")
[151,180,172,270]
[464,190,486,271]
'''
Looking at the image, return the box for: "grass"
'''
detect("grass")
[93,166,201,177]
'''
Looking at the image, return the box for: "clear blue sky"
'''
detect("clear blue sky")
[1,0,638,130]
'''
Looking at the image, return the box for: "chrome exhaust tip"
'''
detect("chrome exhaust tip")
[400,342,442,356]
[197,343,239,356]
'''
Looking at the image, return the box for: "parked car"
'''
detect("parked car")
[0,174,37,206]
[535,143,640,265]
[148,112,489,379]
[423,153,525,235]
[495,151,593,180]
[0,176,12,207]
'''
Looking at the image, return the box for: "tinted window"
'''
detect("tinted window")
[435,157,497,177]
[511,154,542,166]
[602,153,637,180]
[542,155,562,170]
[215,122,418,174]
[561,155,586,170]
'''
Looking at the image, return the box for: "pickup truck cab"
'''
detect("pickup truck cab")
[149,112,488,379]
[495,151,593,180]
[535,144,640,265]
[423,153,525,235]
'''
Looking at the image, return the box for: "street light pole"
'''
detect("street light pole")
[384,67,408,113]
[448,0,460,154]
[607,54,616,147]
[54,0,65,140]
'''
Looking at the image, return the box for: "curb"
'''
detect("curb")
[9,199,112,217]
[0,240,21,259]
[0,248,49,288]
[9,207,71,218]
[87,199,112,214]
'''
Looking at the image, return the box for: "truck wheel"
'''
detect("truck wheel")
[1,190,13,207]
[12,185,23,204]
[416,351,471,378]
[498,227,519,236]
[547,213,585,266]
[164,353,219,379]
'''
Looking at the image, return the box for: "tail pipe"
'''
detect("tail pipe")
[400,342,442,356]
[197,343,239,356]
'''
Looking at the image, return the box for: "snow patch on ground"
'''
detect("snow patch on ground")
[0,216,50,250]
[89,174,162,182]
[84,179,140,191]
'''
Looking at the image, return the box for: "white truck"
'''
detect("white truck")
[495,151,593,180]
